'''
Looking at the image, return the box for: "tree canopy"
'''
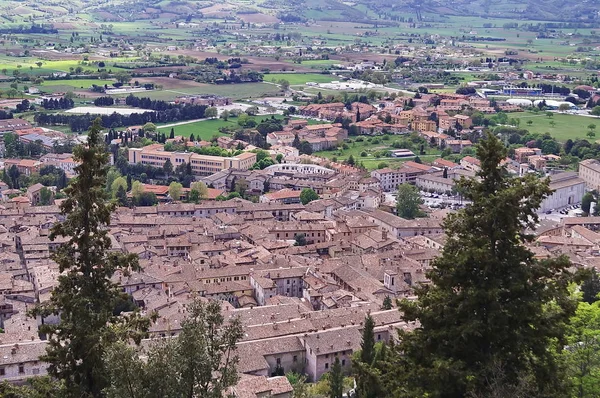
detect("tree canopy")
[388,133,577,397]
[396,183,424,219]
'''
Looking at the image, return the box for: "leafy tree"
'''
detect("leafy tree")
[300,188,319,205]
[104,299,243,398]
[346,155,355,166]
[189,181,208,203]
[204,107,218,119]
[168,181,183,201]
[559,103,571,112]
[287,373,310,398]
[134,191,158,206]
[0,377,66,397]
[329,357,344,398]
[582,268,600,304]
[564,299,600,398]
[396,183,423,219]
[591,106,600,117]
[131,180,144,199]
[220,110,229,121]
[391,133,576,397]
[294,233,307,246]
[142,122,156,133]
[279,79,290,91]
[382,296,392,310]
[30,118,149,398]
[582,192,595,214]
[111,176,127,199]
[114,71,132,84]
[106,169,121,193]
[39,187,53,206]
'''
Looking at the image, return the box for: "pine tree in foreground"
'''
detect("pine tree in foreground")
[386,132,577,397]
[31,118,150,398]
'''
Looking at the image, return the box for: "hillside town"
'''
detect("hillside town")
[0,86,599,396]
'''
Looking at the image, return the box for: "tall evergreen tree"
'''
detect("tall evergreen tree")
[329,357,344,398]
[387,133,576,397]
[169,127,175,139]
[361,315,375,365]
[354,314,380,398]
[31,118,150,398]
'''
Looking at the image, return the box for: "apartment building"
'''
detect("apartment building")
[128,145,256,176]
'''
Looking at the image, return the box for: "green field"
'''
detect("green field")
[39,79,115,90]
[157,114,285,140]
[502,112,600,142]
[158,119,231,141]
[314,135,442,171]
[264,73,337,85]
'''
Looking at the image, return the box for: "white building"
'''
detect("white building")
[539,172,585,213]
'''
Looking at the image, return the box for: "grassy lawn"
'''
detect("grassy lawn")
[314,135,441,171]
[157,114,285,140]
[158,119,230,141]
[264,73,337,85]
[503,112,600,142]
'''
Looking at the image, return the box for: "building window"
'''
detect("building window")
[325,363,329,369]
[0,368,4,376]
[377,334,381,341]
[342,359,346,366]
[293,355,298,363]
[325,354,329,359]
[19,364,24,374]
[276,358,281,365]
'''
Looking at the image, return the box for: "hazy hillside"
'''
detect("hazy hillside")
[356,0,599,22]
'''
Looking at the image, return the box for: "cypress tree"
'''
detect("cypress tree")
[169,127,175,139]
[361,314,375,365]
[329,357,344,398]
[31,118,150,398]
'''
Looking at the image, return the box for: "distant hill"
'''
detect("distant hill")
[354,0,599,23]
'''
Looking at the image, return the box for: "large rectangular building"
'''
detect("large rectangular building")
[579,159,600,191]
[128,146,256,176]
[539,172,585,213]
